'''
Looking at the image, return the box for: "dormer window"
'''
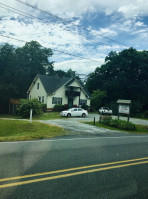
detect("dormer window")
[37,83,39,89]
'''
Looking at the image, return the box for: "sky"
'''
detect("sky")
[0,0,148,77]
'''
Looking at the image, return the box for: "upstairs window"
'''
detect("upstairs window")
[80,99,87,105]
[42,96,44,103]
[37,83,39,89]
[52,97,62,105]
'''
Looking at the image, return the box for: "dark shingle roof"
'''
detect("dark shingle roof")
[38,74,71,94]
[77,79,91,98]
[65,78,91,98]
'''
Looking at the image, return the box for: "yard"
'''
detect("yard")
[0,119,69,141]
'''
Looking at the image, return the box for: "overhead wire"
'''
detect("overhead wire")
[0,34,101,63]
[0,2,104,46]
[0,3,104,63]
[15,0,128,48]
[0,1,128,49]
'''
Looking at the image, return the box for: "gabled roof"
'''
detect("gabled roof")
[28,74,91,98]
[77,80,91,98]
[37,74,72,94]
[65,78,91,98]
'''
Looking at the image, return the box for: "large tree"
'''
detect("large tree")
[0,41,54,113]
[86,48,148,113]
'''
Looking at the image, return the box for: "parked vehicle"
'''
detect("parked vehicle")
[98,107,112,115]
[60,108,88,117]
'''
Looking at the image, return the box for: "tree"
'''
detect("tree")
[17,99,42,118]
[86,48,148,114]
[91,89,107,110]
[0,41,53,113]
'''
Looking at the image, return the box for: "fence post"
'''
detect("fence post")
[30,109,33,124]
[93,117,95,125]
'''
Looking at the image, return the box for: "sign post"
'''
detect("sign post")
[117,100,131,121]
[30,109,33,124]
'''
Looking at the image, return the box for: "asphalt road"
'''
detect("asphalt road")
[0,135,148,199]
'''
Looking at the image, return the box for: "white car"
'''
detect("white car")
[60,108,88,118]
[98,107,112,115]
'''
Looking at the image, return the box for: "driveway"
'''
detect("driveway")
[41,114,148,136]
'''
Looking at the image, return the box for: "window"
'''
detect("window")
[37,83,39,89]
[80,99,87,105]
[52,97,62,105]
[38,96,41,102]
[42,96,44,103]
[78,108,82,111]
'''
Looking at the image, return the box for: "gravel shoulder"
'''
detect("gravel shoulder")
[41,114,148,136]
[1,114,148,137]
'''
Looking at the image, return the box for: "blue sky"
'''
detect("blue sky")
[0,0,148,76]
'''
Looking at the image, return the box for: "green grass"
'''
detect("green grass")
[83,121,148,134]
[0,114,22,119]
[0,119,69,141]
[0,112,65,120]
[33,112,64,120]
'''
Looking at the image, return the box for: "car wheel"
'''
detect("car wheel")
[82,113,86,118]
[67,113,71,118]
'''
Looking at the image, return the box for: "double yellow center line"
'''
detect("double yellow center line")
[0,157,148,188]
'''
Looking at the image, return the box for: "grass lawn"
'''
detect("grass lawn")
[83,121,148,134]
[0,114,22,119]
[33,112,65,120]
[0,112,65,120]
[0,119,69,141]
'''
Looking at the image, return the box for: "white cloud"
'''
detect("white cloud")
[36,0,148,19]
[135,21,146,27]
[54,58,104,75]
[1,0,148,19]
[0,0,148,76]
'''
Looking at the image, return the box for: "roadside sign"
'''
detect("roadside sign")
[119,105,130,114]
[117,99,131,121]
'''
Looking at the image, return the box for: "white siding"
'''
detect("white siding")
[29,78,90,109]
[47,86,68,108]
[69,81,79,88]
[47,80,90,108]
[79,89,90,106]
[29,77,47,103]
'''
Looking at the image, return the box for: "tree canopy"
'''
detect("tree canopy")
[86,48,148,114]
[0,41,53,113]
[0,41,79,113]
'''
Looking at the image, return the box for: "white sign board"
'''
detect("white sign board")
[119,105,130,114]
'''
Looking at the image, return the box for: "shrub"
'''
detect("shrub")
[53,104,68,112]
[100,118,136,131]
[144,111,148,118]
[17,99,42,118]
[81,104,90,110]
[41,103,47,112]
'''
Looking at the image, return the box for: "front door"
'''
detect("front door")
[68,98,73,108]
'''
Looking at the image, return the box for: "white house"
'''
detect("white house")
[27,74,91,110]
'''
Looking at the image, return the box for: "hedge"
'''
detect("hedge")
[100,118,136,131]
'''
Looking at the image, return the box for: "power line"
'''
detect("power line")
[15,0,68,23]
[0,34,101,63]
[15,0,128,48]
[0,3,55,24]
[0,3,104,63]
[0,2,104,47]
